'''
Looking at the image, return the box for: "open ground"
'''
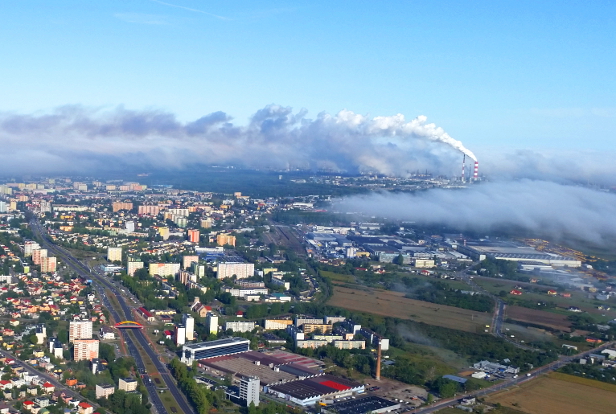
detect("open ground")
[485,372,616,414]
[328,285,492,333]
[505,305,571,331]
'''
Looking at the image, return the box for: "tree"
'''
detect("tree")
[393,254,405,266]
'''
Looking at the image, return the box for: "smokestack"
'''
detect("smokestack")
[375,339,382,381]
[461,155,466,183]
[473,161,479,180]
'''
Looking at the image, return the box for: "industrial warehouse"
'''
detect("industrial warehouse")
[456,241,582,267]
[267,375,364,406]
[185,339,372,407]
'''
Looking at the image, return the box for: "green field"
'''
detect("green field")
[485,372,616,414]
[474,277,614,321]
[320,270,356,284]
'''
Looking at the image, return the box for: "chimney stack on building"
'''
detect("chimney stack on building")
[375,338,382,381]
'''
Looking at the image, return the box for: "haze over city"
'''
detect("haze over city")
[0,1,614,180]
[1,3,616,414]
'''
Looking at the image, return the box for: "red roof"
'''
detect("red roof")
[139,307,153,317]
[43,382,54,388]
[24,401,34,405]
[79,402,93,408]
[319,380,351,391]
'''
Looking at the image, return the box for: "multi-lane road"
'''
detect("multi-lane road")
[30,219,195,414]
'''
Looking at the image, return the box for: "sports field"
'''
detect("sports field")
[485,372,616,414]
[328,285,491,332]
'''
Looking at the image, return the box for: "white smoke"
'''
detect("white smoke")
[336,180,616,247]
[0,105,475,175]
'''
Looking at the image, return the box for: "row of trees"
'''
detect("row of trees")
[169,358,216,414]
[402,277,494,313]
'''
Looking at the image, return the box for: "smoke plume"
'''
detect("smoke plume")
[336,180,616,248]
[0,105,473,175]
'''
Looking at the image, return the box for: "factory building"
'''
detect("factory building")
[456,242,581,267]
[181,337,250,364]
[267,375,364,407]
[322,396,401,414]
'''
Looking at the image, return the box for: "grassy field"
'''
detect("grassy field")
[328,285,492,333]
[485,372,616,414]
[505,305,571,331]
[474,277,615,320]
[321,270,356,284]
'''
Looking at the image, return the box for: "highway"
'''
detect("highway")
[30,219,195,414]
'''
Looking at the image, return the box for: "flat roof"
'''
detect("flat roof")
[183,337,249,350]
[327,396,400,414]
[270,375,362,400]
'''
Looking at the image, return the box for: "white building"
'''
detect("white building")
[225,287,269,297]
[127,261,144,276]
[240,376,259,407]
[24,241,41,257]
[176,325,186,346]
[182,314,195,341]
[95,384,115,399]
[217,262,255,279]
[270,277,290,290]
[149,263,181,277]
[69,320,93,342]
[264,319,293,330]
[224,321,255,333]
[206,313,219,334]
[107,247,122,262]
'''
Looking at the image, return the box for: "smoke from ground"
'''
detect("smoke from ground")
[0,105,471,175]
[336,180,616,248]
[397,323,439,347]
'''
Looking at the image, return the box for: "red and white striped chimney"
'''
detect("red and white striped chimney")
[473,161,479,180]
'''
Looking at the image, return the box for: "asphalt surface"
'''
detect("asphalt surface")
[31,219,196,414]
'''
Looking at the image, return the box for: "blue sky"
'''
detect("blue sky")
[0,0,614,155]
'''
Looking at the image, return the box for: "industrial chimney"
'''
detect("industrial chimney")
[473,161,479,180]
[375,339,382,381]
[461,155,466,182]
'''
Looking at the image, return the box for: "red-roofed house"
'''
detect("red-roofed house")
[138,307,155,322]
[78,402,94,414]
[510,290,522,296]
[23,401,35,411]
[42,382,55,393]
